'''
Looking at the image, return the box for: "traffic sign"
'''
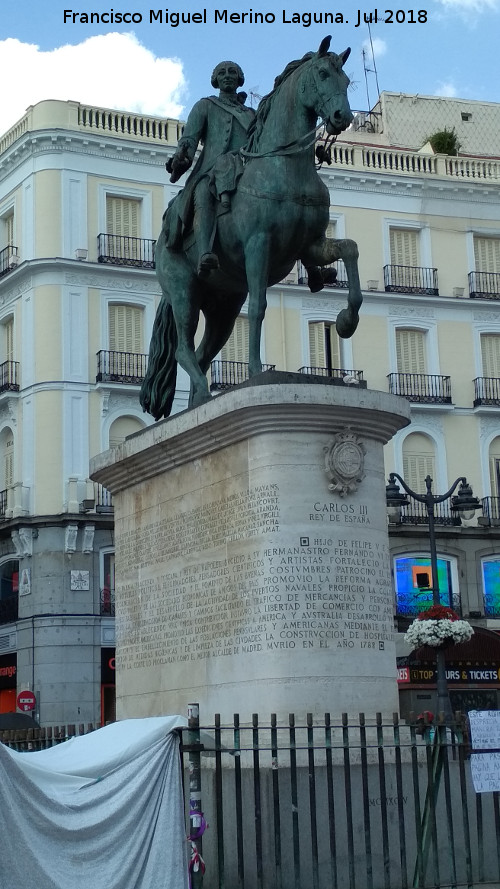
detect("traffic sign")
[17,690,36,712]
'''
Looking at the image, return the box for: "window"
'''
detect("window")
[106,196,140,239]
[101,551,115,616]
[396,329,426,374]
[308,321,340,371]
[3,319,13,364]
[394,554,457,615]
[109,304,143,354]
[402,432,435,494]
[474,237,500,274]
[390,228,419,268]
[483,559,500,617]
[221,316,249,363]
[489,437,500,497]
[481,334,500,378]
[105,196,141,262]
[0,430,14,493]
[108,416,145,448]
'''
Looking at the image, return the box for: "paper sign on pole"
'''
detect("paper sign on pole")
[469,710,500,793]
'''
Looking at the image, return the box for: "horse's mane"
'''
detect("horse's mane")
[244,52,315,153]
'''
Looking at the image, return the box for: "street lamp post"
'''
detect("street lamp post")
[386,473,481,720]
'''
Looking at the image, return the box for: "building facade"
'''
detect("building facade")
[0,92,499,724]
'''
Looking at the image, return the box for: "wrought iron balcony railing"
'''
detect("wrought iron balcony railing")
[100,588,115,617]
[0,246,19,278]
[0,360,19,393]
[96,350,148,385]
[384,264,439,295]
[298,366,366,386]
[469,270,500,300]
[0,488,7,519]
[388,372,452,404]
[210,360,275,391]
[398,498,461,526]
[481,497,500,526]
[297,260,348,288]
[473,377,500,406]
[97,234,155,269]
[0,594,18,625]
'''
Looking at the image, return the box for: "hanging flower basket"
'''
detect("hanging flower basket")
[404,605,473,649]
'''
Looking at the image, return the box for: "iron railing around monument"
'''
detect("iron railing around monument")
[179,710,499,889]
[3,712,500,889]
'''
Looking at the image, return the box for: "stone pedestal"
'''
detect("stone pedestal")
[91,374,410,721]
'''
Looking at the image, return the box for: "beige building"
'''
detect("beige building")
[0,92,499,724]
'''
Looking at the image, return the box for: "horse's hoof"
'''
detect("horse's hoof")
[336,308,359,339]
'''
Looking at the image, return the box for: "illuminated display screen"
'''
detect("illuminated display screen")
[483,560,500,617]
[395,556,456,616]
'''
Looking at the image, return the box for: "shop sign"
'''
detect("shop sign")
[408,666,500,685]
[0,654,16,689]
[397,667,410,683]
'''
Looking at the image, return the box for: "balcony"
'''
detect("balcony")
[0,360,19,394]
[210,360,276,391]
[0,594,18,625]
[399,499,461,527]
[96,350,148,385]
[297,260,348,289]
[469,271,500,300]
[473,377,500,407]
[298,366,366,387]
[384,264,438,295]
[0,489,7,520]
[480,497,500,527]
[0,246,19,279]
[388,373,452,404]
[97,234,155,269]
[100,588,115,617]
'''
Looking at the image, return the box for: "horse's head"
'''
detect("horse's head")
[304,35,353,135]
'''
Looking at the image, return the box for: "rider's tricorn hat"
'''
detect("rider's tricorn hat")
[211,61,245,88]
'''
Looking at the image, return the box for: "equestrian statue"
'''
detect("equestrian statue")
[140,37,362,420]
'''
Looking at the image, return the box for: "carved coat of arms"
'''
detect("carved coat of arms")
[324,428,366,496]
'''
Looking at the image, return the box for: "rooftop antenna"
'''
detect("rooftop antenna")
[366,21,381,104]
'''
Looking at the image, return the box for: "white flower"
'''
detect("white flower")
[404,617,473,649]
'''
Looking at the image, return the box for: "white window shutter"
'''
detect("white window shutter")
[390,229,419,267]
[403,453,435,494]
[106,197,140,237]
[109,305,143,353]
[481,334,500,377]
[221,316,249,363]
[474,237,500,273]
[396,329,426,374]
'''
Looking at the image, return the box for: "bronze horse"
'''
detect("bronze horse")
[140,37,362,420]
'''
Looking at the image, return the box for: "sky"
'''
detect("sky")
[0,0,498,136]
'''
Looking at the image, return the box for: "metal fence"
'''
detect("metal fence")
[2,713,499,889]
[179,711,499,889]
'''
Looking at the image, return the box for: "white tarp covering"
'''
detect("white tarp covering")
[0,716,189,889]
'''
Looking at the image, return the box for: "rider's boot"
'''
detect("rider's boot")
[194,184,219,275]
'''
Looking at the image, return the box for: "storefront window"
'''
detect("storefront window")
[394,555,458,615]
[483,559,500,617]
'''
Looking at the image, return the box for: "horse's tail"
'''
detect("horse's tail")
[139,294,178,420]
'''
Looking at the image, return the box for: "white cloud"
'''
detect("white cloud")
[435,80,458,97]
[0,33,186,136]
[362,36,387,58]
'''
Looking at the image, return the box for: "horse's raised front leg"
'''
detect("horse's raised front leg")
[302,237,362,338]
[245,235,269,376]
